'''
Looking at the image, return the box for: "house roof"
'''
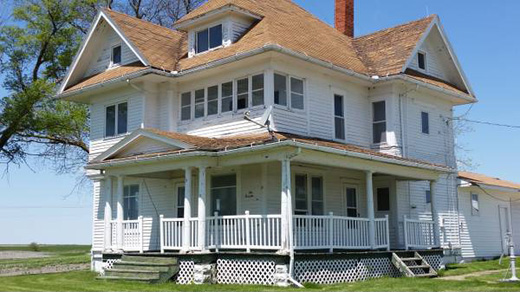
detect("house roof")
[65,62,148,92]
[458,171,520,191]
[62,0,472,98]
[91,128,452,172]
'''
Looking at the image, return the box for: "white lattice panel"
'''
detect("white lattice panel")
[175,261,195,284]
[100,259,121,275]
[423,254,442,271]
[358,257,400,280]
[216,259,276,285]
[294,259,359,284]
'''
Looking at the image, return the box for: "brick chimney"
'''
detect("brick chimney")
[335,0,354,37]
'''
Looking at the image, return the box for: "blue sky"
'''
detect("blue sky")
[0,0,519,244]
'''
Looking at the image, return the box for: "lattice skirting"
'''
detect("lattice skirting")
[99,258,122,275]
[175,260,195,284]
[216,259,276,285]
[423,254,442,271]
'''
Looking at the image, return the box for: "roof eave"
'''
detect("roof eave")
[174,4,263,30]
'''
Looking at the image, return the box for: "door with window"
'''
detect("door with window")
[210,174,237,216]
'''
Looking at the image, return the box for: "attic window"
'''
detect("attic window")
[418,51,427,70]
[196,24,223,54]
[111,45,122,66]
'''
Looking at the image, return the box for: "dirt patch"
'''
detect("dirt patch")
[0,251,50,260]
[0,263,90,277]
[438,269,507,281]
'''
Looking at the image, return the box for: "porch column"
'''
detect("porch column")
[116,176,124,251]
[197,166,207,251]
[182,167,193,252]
[365,171,376,249]
[280,159,292,252]
[430,180,441,247]
[104,176,113,250]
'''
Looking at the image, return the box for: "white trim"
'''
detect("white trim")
[331,88,347,142]
[400,17,475,98]
[95,128,194,161]
[58,10,149,94]
[109,43,123,68]
[174,4,262,30]
[417,50,427,72]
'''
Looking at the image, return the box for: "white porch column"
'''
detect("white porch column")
[430,180,441,247]
[197,167,207,251]
[116,176,124,251]
[366,171,376,249]
[280,159,292,252]
[182,167,193,252]
[104,176,113,250]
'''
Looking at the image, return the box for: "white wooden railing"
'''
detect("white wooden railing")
[107,217,143,252]
[404,215,436,250]
[294,213,390,250]
[159,212,390,253]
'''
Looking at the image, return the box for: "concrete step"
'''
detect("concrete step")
[113,263,171,272]
[121,255,178,265]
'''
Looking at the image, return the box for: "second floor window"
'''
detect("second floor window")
[274,73,305,110]
[181,92,191,121]
[105,102,127,137]
[421,111,430,134]
[471,193,479,216]
[372,101,386,144]
[334,94,345,140]
[196,24,222,54]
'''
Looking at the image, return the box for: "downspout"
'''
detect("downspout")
[286,148,304,288]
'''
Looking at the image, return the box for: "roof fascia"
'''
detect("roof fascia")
[58,11,149,95]
[95,129,194,162]
[401,17,476,98]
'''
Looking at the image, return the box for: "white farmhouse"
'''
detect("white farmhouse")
[458,172,520,261]
[58,0,477,285]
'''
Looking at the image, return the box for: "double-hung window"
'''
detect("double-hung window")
[221,82,233,113]
[105,102,127,137]
[274,73,305,110]
[196,24,222,54]
[372,101,387,144]
[236,78,249,110]
[334,94,345,140]
[176,185,185,218]
[252,74,264,106]
[421,111,430,134]
[207,86,218,116]
[181,92,192,121]
[194,89,205,119]
[123,184,139,220]
[294,174,324,215]
[426,190,432,204]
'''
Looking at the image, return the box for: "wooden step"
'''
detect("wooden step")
[98,275,160,282]
[118,261,175,267]
[391,252,438,278]
[408,264,431,269]
[113,263,171,272]
[105,269,160,280]
[414,273,438,278]
[121,255,178,264]
[99,256,180,284]
[400,257,422,262]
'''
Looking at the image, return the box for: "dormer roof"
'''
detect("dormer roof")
[59,0,475,101]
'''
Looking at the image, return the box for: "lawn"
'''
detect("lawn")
[0,244,91,270]
[0,256,519,292]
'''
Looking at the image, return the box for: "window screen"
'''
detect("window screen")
[334,94,345,140]
[421,111,430,134]
[112,45,121,65]
[372,101,387,144]
[274,74,287,106]
[377,187,390,211]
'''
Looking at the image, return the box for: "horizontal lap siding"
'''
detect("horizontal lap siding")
[272,108,308,136]
[513,201,520,255]
[92,181,105,251]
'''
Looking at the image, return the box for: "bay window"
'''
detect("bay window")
[221,82,233,113]
[180,92,191,121]
[237,78,249,110]
[372,101,387,144]
[194,89,205,118]
[207,86,218,116]
[274,72,304,110]
[252,74,264,106]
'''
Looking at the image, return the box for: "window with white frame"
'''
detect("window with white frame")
[221,81,233,113]
[105,102,127,137]
[207,85,218,116]
[334,94,345,140]
[196,24,223,54]
[274,73,305,110]
[111,45,122,66]
[345,187,358,217]
[194,89,205,119]
[421,111,430,134]
[372,101,387,144]
[425,190,431,204]
[236,77,249,110]
[180,92,192,121]
[418,51,427,70]
[294,174,324,215]
[123,184,139,220]
[252,74,264,106]
[471,193,479,216]
[211,174,237,216]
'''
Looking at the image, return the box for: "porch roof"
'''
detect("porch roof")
[87,129,453,174]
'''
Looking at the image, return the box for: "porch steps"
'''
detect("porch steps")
[391,252,437,278]
[98,255,179,284]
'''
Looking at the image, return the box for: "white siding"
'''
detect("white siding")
[92,180,105,251]
[84,24,139,78]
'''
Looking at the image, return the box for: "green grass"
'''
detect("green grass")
[440,258,510,277]
[0,258,520,292]
[0,245,91,269]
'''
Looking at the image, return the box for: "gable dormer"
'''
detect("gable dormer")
[174,4,262,58]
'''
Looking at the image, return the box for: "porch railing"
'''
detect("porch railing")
[107,217,143,252]
[159,216,198,252]
[403,215,436,250]
[293,214,390,250]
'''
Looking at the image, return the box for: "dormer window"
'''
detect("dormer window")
[418,51,427,70]
[196,24,223,54]
[111,45,122,66]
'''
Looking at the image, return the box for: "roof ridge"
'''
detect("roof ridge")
[355,14,436,40]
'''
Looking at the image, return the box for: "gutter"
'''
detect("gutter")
[86,139,453,173]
